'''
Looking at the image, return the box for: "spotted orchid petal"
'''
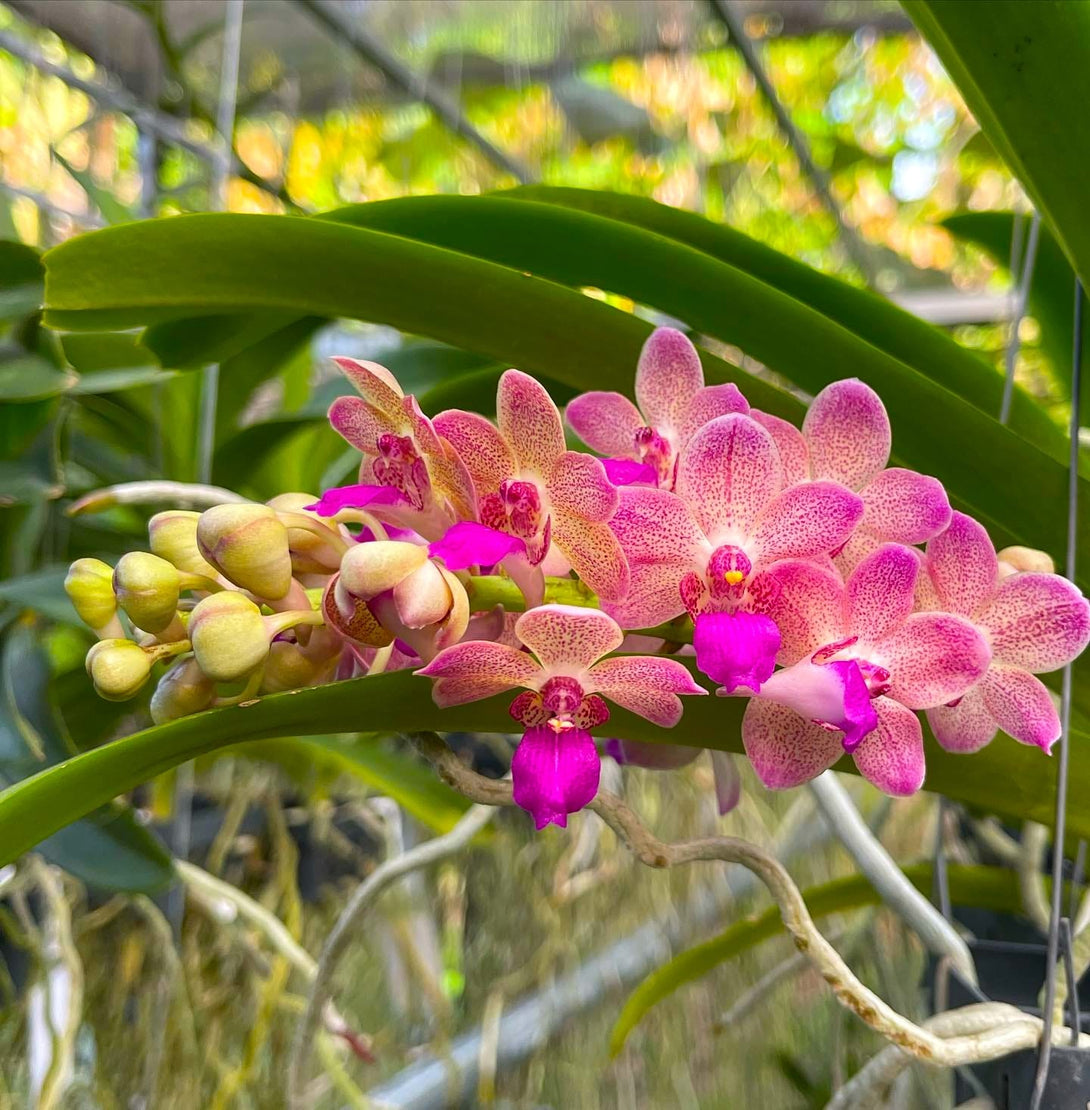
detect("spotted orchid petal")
[497,370,566,478]
[874,612,991,709]
[416,641,539,700]
[926,685,998,754]
[515,604,624,672]
[850,696,925,796]
[328,395,392,455]
[603,561,692,628]
[676,413,783,543]
[750,411,811,487]
[860,468,951,544]
[926,510,998,616]
[750,480,864,564]
[711,750,743,815]
[512,725,601,829]
[565,391,644,458]
[588,655,707,726]
[550,513,631,603]
[609,487,708,567]
[606,738,702,769]
[980,665,1061,751]
[304,483,408,516]
[977,572,1090,672]
[803,379,890,490]
[693,610,781,693]
[846,543,920,643]
[735,657,876,751]
[741,700,842,789]
[428,521,527,570]
[678,383,751,441]
[602,458,659,486]
[635,327,704,433]
[750,559,843,665]
[549,452,619,523]
[432,409,516,494]
[331,357,404,415]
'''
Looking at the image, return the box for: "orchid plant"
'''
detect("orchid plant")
[66,328,1090,830]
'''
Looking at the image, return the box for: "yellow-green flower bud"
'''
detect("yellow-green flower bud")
[65,558,117,631]
[85,639,152,701]
[149,510,218,577]
[188,592,269,682]
[263,641,318,693]
[997,545,1056,576]
[197,504,292,600]
[150,658,216,724]
[267,493,346,574]
[340,540,427,600]
[112,551,181,633]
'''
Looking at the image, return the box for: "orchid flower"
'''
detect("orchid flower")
[417,604,706,828]
[565,327,749,488]
[922,512,1090,753]
[741,542,991,794]
[757,379,952,569]
[608,411,864,692]
[313,358,477,538]
[433,371,630,603]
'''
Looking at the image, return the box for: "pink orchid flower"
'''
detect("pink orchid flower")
[417,604,705,828]
[607,411,864,692]
[565,327,749,488]
[314,358,478,538]
[433,371,630,603]
[756,379,952,569]
[922,511,1090,753]
[742,542,991,795]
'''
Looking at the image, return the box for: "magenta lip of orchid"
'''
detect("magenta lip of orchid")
[272,327,1090,827]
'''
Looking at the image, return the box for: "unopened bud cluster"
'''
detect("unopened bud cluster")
[66,495,469,723]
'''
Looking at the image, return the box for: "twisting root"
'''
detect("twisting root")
[411,733,1086,1073]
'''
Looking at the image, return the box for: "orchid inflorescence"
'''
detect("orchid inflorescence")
[67,328,1090,830]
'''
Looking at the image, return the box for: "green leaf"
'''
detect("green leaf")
[904,1,1090,285]
[0,351,77,401]
[609,863,1029,1055]
[68,366,177,394]
[0,239,43,323]
[1,666,1088,869]
[943,210,1089,404]
[0,624,172,892]
[0,566,81,626]
[41,206,1089,581]
[240,734,481,835]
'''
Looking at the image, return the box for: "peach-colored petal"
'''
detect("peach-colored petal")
[565,392,644,458]
[515,603,624,672]
[675,413,783,543]
[417,640,539,687]
[589,654,707,726]
[927,684,997,753]
[551,513,631,603]
[749,558,844,665]
[332,357,404,415]
[602,561,689,629]
[741,699,842,789]
[750,480,864,564]
[978,572,1090,673]
[635,327,704,432]
[803,378,890,490]
[925,510,998,617]
[328,396,391,455]
[497,369,566,478]
[549,451,619,523]
[750,410,810,487]
[850,696,925,796]
[432,409,515,494]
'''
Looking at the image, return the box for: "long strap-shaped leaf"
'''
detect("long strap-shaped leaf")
[43,208,1089,579]
[1,668,1089,866]
[904,1,1090,286]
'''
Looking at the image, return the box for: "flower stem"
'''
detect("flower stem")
[464,575,598,613]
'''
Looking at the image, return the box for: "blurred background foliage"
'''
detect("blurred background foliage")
[0,1,1077,1107]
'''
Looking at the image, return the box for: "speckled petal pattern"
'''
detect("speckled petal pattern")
[515,604,625,672]
[497,369,567,478]
[750,480,864,563]
[549,451,620,522]
[981,664,1061,751]
[635,327,704,432]
[847,543,919,642]
[876,612,991,709]
[590,654,706,726]
[926,685,998,753]
[803,378,890,490]
[850,696,925,796]
[432,409,516,494]
[925,510,998,617]
[860,468,951,544]
[741,700,842,789]
[978,572,1090,672]
[749,558,845,665]
[565,391,644,458]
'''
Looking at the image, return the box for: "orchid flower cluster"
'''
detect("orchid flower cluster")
[67,328,1090,831]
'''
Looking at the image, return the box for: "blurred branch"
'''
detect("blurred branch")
[287,801,496,1108]
[294,0,534,185]
[413,732,1079,1077]
[809,771,976,983]
[708,0,878,285]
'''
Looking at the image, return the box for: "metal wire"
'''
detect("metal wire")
[1029,276,1084,1109]
[999,211,1041,426]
